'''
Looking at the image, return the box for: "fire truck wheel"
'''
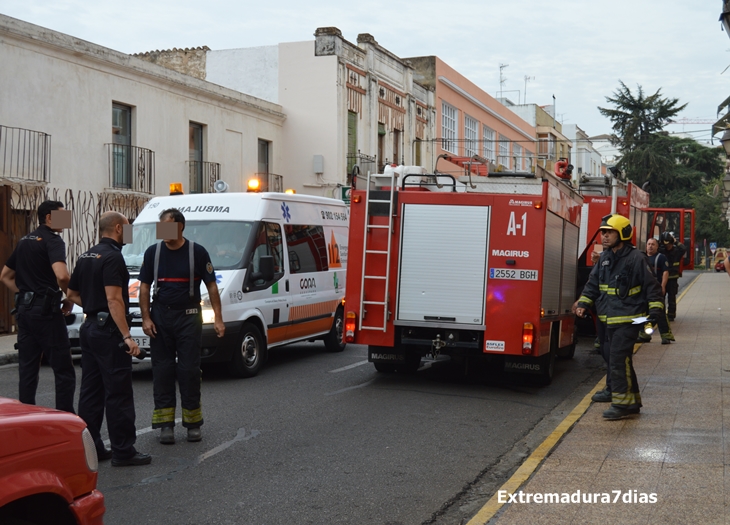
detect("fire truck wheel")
[535,349,556,386]
[557,342,576,360]
[324,308,346,353]
[230,322,266,378]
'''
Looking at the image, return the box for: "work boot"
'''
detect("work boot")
[636,334,651,343]
[187,428,202,442]
[112,452,152,467]
[160,427,175,445]
[591,388,612,403]
[96,447,113,461]
[602,406,640,420]
[661,338,672,345]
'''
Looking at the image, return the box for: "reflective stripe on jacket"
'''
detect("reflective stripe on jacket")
[578,243,664,325]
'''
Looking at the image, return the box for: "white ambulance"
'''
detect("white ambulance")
[121,191,349,377]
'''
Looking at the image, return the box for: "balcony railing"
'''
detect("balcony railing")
[254,172,283,193]
[105,144,155,194]
[0,125,51,183]
[188,161,221,193]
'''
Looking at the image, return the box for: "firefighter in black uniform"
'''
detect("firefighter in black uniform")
[658,231,685,321]
[139,208,224,444]
[67,211,151,466]
[575,214,665,420]
[0,200,75,413]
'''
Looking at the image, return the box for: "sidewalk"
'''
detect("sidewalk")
[0,333,18,366]
[477,272,730,524]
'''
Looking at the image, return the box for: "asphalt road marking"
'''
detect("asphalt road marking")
[325,378,376,396]
[103,418,183,447]
[328,360,369,373]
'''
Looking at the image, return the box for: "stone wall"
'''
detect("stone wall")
[134,46,210,80]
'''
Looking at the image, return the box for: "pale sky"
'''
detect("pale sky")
[2,0,728,145]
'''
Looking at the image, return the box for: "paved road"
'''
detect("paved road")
[0,272,700,524]
[0,339,606,525]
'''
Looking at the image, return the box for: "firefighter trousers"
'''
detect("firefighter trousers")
[666,278,679,319]
[150,306,203,429]
[78,322,138,459]
[605,323,642,410]
[16,304,76,413]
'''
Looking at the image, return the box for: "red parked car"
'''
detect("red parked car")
[0,397,105,524]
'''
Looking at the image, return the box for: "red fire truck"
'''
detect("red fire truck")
[344,161,583,384]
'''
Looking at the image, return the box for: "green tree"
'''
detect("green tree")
[598,82,730,248]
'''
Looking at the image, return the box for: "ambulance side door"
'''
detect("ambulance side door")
[283,223,334,343]
[244,221,290,345]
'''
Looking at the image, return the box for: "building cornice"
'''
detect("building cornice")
[438,76,535,143]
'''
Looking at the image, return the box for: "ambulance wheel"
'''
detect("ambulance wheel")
[230,322,265,378]
[324,308,346,353]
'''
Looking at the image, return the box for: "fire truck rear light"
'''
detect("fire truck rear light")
[522,322,534,355]
[540,308,545,318]
[353,195,362,203]
[534,201,543,209]
[345,311,357,343]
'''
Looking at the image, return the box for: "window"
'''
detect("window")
[347,111,357,174]
[441,102,458,154]
[189,122,203,193]
[498,135,511,169]
[285,224,328,274]
[464,115,478,157]
[415,138,422,167]
[393,129,401,165]
[377,123,386,170]
[250,222,284,286]
[111,103,132,188]
[482,126,495,162]
[257,139,271,191]
[513,143,523,171]
[525,150,534,173]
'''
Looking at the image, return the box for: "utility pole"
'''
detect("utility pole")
[499,63,509,100]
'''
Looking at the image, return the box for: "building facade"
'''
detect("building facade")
[562,124,603,178]
[407,56,536,176]
[0,14,285,332]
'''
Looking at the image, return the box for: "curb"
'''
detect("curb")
[0,352,19,366]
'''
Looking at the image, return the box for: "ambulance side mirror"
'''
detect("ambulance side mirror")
[249,255,275,283]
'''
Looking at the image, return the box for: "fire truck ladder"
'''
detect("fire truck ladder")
[359,171,397,332]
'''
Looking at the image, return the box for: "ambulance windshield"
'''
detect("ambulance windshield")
[122,221,255,271]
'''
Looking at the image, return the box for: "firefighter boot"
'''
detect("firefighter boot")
[160,427,175,445]
[187,428,202,442]
[591,388,612,403]
[602,406,640,420]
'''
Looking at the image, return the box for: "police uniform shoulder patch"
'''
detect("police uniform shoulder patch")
[206,262,213,274]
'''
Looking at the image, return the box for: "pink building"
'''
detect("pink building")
[407,56,536,176]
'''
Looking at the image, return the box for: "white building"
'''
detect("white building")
[0,13,285,243]
[145,28,436,198]
[562,124,603,178]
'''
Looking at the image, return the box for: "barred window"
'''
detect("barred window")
[482,126,495,162]
[442,102,458,154]
[464,115,478,157]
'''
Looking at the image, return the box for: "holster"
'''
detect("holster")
[95,312,133,334]
[40,288,63,315]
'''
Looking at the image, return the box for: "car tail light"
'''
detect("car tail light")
[522,322,534,355]
[345,311,356,343]
[81,428,99,472]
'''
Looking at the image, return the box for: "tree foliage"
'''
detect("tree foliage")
[598,82,730,247]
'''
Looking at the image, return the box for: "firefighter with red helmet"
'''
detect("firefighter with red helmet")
[575,214,664,420]
[658,231,685,321]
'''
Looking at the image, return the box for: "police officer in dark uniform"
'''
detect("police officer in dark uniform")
[0,200,75,413]
[67,211,151,466]
[658,231,686,321]
[139,208,224,445]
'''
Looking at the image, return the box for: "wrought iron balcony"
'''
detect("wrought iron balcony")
[0,125,51,183]
[105,144,155,194]
[188,161,221,193]
[254,172,283,193]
